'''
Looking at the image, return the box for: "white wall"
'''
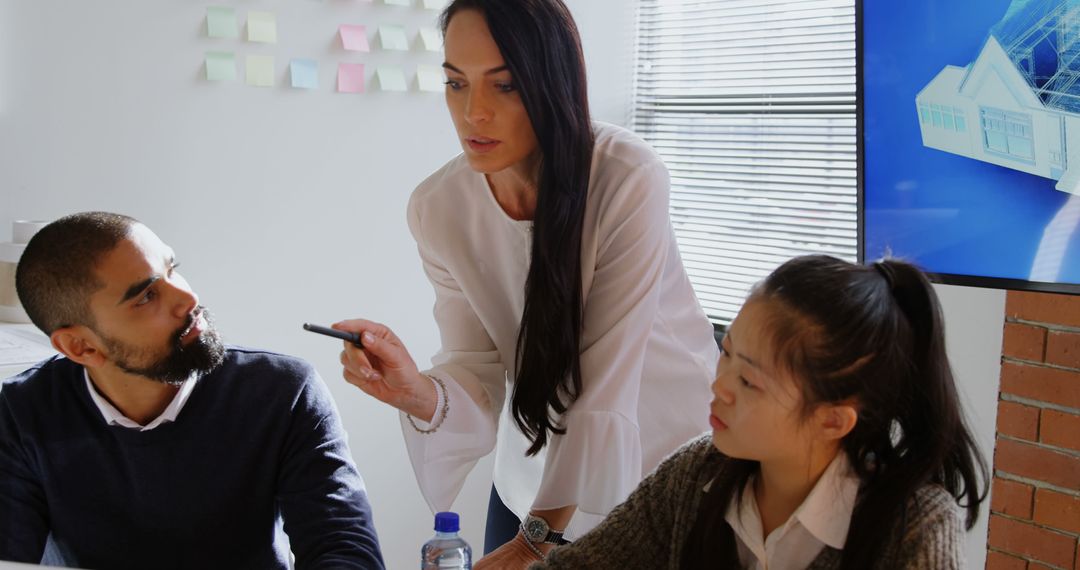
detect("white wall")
[1,1,1005,568]
[0,1,489,567]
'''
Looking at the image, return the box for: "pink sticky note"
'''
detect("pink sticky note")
[338,63,365,93]
[339,24,370,52]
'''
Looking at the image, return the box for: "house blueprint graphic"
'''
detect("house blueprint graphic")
[917,0,1080,194]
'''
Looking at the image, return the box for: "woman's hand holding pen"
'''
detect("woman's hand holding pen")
[333,319,438,422]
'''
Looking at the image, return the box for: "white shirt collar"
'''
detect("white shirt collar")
[722,452,860,568]
[83,368,199,431]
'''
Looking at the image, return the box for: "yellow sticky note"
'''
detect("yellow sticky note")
[379,25,409,51]
[419,27,442,52]
[376,66,408,91]
[246,55,275,87]
[248,11,278,44]
[417,64,444,92]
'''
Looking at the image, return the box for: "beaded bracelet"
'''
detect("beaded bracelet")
[406,374,448,434]
[517,530,545,560]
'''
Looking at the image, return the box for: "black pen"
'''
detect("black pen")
[302,323,363,347]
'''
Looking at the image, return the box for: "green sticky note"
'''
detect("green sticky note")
[376,66,407,91]
[246,55,275,87]
[248,11,278,44]
[205,51,236,81]
[379,25,408,51]
[207,6,238,39]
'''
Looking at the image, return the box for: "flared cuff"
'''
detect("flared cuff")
[532,411,642,533]
[400,372,497,513]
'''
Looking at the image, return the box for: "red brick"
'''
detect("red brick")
[994,437,1080,490]
[1030,563,1055,570]
[1007,290,1080,328]
[1001,361,1080,409]
[989,514,1076,568]
[992,477,1035,519]
[1042,409,1080,453]
[1048,330,1080,369]
[1005,322,1048,361]
[998,400,1041,441]
[986,550,1027,570]
[1034,488,1080,535]
[1074,538,1078,570]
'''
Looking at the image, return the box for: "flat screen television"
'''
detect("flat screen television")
[860,0,1080,294]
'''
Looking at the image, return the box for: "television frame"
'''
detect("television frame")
[857,0,1080,296]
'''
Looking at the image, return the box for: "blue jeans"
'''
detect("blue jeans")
[484,485,521,555]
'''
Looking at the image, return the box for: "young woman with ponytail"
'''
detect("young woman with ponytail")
[532,255,988,569]
[331,0,718,566]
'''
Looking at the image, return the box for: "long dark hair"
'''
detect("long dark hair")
[440,0,595,455]
[682,255,988,568]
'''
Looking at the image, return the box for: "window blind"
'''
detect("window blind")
[632,0,858,327]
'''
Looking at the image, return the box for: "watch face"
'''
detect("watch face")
[524,518,548,542]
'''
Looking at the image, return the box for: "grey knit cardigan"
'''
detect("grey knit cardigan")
[531,435,965,569]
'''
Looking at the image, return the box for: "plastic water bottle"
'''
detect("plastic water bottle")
[421,511,472,569]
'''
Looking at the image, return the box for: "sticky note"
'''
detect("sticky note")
[339,24,370,52]
[422,0,447,9]
[246,55,275,87]
[207,6,238,39]
[379,25,409,51]
[376,66,408,91]
[419,27,442,52]
[338,63,365,93]
[384,0,411,6]
[417,64,444,92]
[290,59,318,89]
[248,11,278,44]
[205,51,236,81]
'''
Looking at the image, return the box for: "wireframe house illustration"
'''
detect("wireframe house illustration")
[916,0,1080,194]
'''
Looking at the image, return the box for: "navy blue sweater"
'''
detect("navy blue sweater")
[0,348,384,569]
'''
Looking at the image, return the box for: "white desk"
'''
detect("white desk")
[0,323,55,381]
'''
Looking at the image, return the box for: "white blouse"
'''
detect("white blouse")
[724,452,861,569]
[401,122,719,539]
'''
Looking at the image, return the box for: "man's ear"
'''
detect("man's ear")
[817,402,859,443]
[50,326,107,368]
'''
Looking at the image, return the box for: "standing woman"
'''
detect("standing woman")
[334,0,718,565]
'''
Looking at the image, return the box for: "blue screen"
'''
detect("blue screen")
[863,0,1080,286]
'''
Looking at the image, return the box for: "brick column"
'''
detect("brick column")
[987,291,1080,570]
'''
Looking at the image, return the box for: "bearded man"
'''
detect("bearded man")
[0,212,384,569]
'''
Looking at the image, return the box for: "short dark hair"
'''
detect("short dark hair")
[15,212,138,334]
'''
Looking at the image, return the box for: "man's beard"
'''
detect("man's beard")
[101,307,226,385]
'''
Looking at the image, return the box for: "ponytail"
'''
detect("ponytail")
[841,260,987,569]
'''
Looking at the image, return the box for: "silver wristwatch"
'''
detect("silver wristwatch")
[521,514,564,545]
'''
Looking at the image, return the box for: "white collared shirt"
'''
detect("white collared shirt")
[83,369,198,431]
[723,453,861,570]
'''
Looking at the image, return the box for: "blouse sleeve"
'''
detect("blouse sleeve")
[399,194,508,514]
[532,159,675,534]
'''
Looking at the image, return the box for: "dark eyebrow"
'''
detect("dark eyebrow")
[119,276,159,305]
[724,331,761,370]
[117,256,175,305]
[442,62,509,75]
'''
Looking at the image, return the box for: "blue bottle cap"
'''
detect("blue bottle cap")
[434,511,460,533]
